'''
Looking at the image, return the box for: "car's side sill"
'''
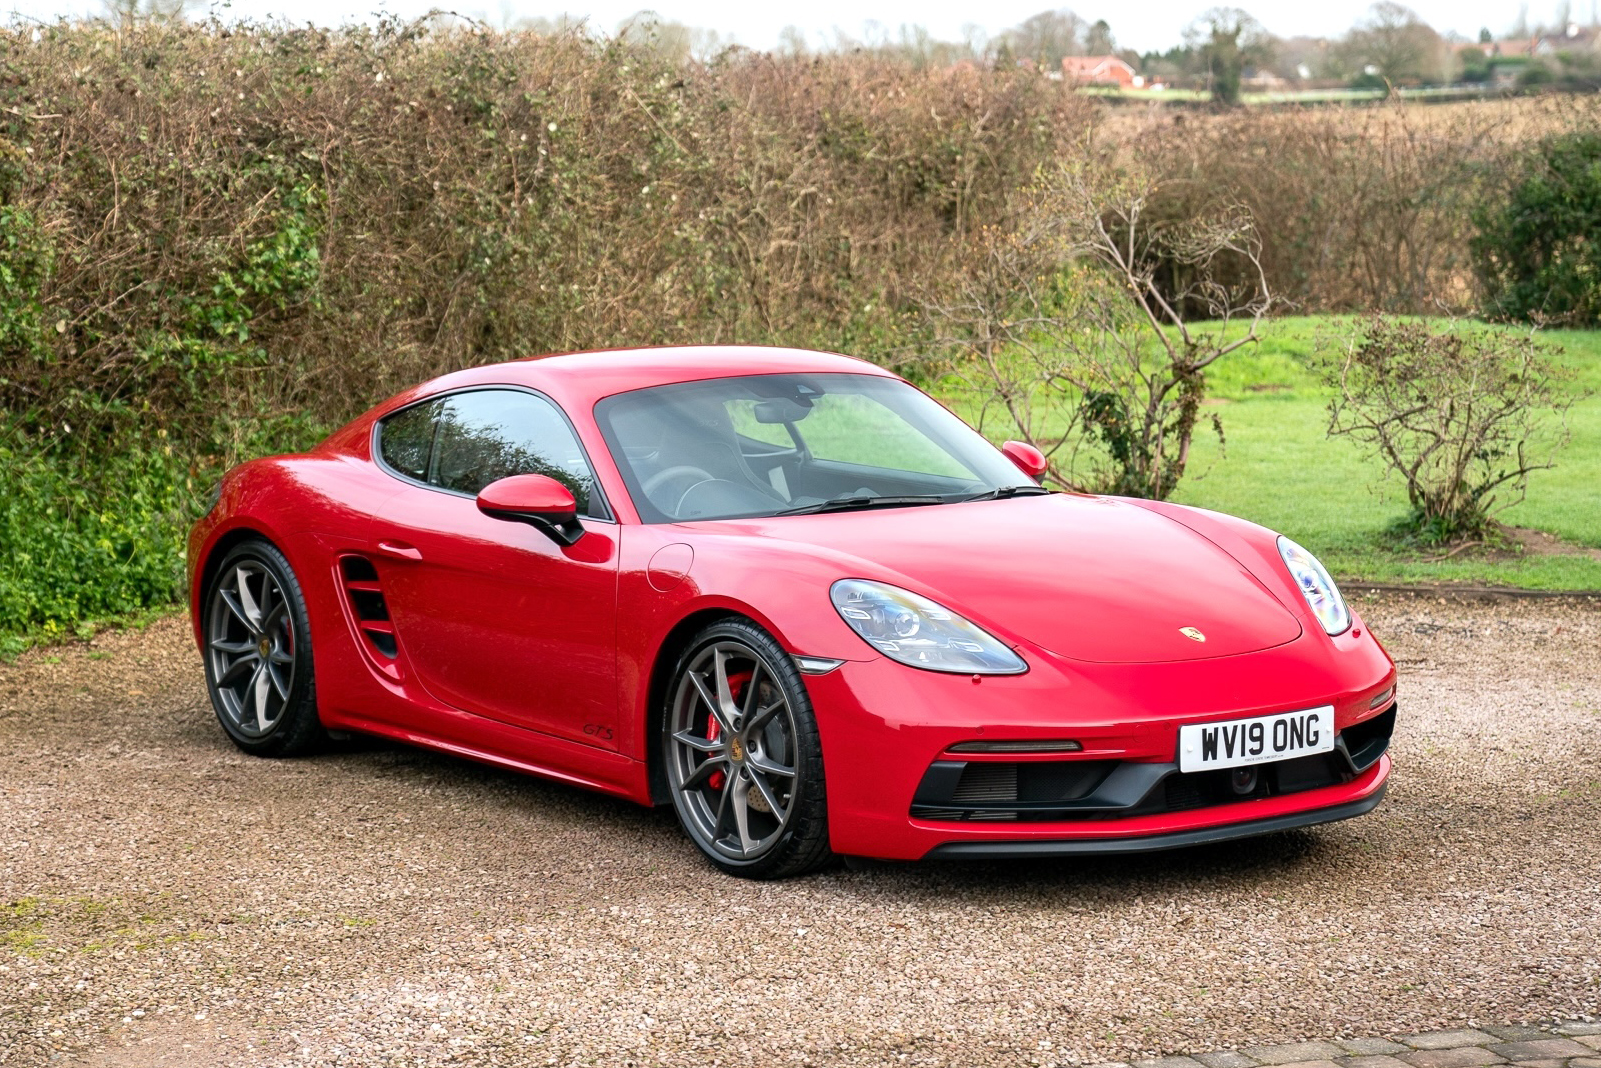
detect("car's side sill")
[921,784,1386,859]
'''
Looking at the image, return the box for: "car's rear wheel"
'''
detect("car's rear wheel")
[203,539,323,757]
[663,619,832,879]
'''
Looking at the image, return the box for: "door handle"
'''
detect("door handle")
[376,540,423,561]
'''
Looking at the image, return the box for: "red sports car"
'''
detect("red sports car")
[189,346,1396,878]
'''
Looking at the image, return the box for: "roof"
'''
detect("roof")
[1060,55,1136,77]
[381,345,896,417]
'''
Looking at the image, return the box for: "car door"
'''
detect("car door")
[369,387,621,749]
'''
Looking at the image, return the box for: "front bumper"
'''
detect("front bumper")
[803,621,1398,861]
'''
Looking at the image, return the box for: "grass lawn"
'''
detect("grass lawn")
[948,317,1601,592]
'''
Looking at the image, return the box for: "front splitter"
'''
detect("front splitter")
[922,784,1386,859]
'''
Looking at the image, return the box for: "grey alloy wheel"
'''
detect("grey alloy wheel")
[207,559,296,738]
[202,539,322,756]
[663,620,831,878]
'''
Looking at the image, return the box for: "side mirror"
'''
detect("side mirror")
[1000,440,1048,482]
[476,474,585,546]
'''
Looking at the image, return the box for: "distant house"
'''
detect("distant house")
[1540,23,1601,53]
[1485,38,1538,57]
[1485,27,1600,59]
[1061,55,1140,88]
[1241,68,1289,90]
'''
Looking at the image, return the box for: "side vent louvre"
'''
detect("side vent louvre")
[339,555,398,660]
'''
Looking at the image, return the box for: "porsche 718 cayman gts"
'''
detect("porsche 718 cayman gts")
[189,346,1396,878]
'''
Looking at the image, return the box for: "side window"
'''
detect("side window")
[378,399,442,481]
[432,390,604,517]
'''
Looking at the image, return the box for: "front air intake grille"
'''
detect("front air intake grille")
[911,760,1117,822]
[952,763,1019,804]
[1342,705,1396,771]
[914,749,1359,824]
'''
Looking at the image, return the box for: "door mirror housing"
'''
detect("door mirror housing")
[477,474,585,546]
[1000,440,1048,481]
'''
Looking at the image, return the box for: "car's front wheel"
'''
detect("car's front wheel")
[662,619,832,878]
[202,538,323,757]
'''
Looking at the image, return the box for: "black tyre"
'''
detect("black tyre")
[202,538,323,757]
[662,618,832,879]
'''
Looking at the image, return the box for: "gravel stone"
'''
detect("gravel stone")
[1489,1041,1595,1059]
[2,593,1599,1067]
[1404,1033,1503,1051]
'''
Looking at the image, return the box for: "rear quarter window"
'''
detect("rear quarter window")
[377,399,440,481]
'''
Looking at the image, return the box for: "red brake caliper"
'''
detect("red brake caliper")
[706,715,725,791]
[704,669,752,793]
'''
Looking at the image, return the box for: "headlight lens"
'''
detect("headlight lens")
[1277,536,1351,636]
[829,579,1027,674]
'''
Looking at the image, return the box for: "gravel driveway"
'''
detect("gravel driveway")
[2,593,1598,1067]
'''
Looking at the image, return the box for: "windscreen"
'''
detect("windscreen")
[594,373,1033,523]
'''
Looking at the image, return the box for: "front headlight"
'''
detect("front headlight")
[829,579,1027,674]
[1277,536,1351,636]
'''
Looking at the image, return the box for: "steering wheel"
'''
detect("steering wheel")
[643,465,717,515]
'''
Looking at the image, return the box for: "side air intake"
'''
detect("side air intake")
[339,555,398,661]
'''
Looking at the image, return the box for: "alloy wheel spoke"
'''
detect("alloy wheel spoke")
[740,660,765,720]
[748,767,788,822]
[744,697,786,734]
[728,774,756,856]
[746,752,795,780]
[249,662,271,731]
[712,769,736,834]
[672,728,725,755]
[712,648,743,726]
[689,670,735,739]
[680,756,728,791]
[267,662,291,701]
[209,637,257,656]
[218,589,257,635]
[268,648,295,666]
[257,577,275,629]
[260,597,288,634]
[236,569,263,629]
[217,653,259,687]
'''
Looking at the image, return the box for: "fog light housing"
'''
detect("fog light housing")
[947,739,1083,754]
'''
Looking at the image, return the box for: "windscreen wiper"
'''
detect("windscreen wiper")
[775,494,948,516]
[955,485,1052,503]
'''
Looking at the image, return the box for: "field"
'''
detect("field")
[1084,85,1504,105]
[942,318,1601,592]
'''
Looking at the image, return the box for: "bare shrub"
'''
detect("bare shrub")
[1315,317,1584,543]
[1112,96,1601,314]
[928,161,1270,499]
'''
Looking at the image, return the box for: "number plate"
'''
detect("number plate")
[1178,706,1335,773]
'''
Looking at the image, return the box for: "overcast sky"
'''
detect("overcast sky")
[4,0,1590,53]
